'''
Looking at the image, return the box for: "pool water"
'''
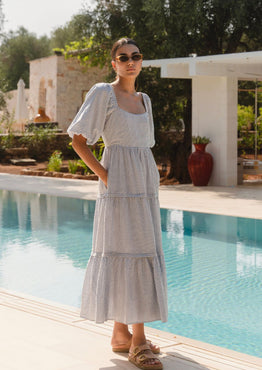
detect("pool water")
[0,190,262,358]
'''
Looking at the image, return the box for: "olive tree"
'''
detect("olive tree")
[0,27,51,92]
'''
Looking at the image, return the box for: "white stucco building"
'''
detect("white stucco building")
[4,55,108,133]
[29,55,108,132]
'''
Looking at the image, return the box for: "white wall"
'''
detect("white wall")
[56,57,108,132]
[29,56,58,122]
[192,76,238,186]
[29,55,108,132]
[3,89,30,117]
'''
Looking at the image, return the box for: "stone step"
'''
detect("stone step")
[5,147,28,158]
[10,158,36,166]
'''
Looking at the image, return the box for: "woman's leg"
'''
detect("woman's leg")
[111,321,132,347]
[130,323,161,366]
[111,321,160,355]
[130,323,146,347]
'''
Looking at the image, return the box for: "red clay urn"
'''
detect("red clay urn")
[188,136,213,186]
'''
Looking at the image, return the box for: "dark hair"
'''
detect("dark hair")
[111,38,140,60]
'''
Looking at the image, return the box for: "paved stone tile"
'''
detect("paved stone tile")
[1,289,262,370]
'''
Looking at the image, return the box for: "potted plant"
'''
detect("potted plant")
[188,135,213,186]
[192,135,211,145]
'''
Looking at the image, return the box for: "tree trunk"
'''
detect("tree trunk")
[168,81,192,184]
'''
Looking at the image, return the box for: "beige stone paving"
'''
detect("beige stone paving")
[0,173,262,219]
[1,289,261,370]
[0,174,262,369]
[159,183,262,219]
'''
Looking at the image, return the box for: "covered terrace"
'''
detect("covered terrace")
[143,50,262,186]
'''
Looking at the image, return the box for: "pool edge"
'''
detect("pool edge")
[0,287,261,369]
[1,173,262,219]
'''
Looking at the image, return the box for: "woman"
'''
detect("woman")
[67,38,167,370]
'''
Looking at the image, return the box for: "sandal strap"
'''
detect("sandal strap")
[147,340,160,352]
[130,344,158,366]
[137,351,158,362]
[132,344,151,356]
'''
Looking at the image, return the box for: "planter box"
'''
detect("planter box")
[20,168,98,181]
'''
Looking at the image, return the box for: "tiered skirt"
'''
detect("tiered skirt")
[80,145,168,324]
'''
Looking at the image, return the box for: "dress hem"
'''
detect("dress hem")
[98,193,159,199]
[79,313,168,325]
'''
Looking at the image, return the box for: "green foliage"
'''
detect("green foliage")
[192,136,211,144]
[92,137,105,161]
[19,126,56,160]
[238,105,255,131]
[81,0,262,62]
[50,9,109,68]
[0,90,7,110]
[0,109,15,134]
[238,105,262,154]
[67,138,105,175]
[0,27,51,91]
[77,159,90,174]
[47,150,63,172]
[50,10,93,49]
[238,81,262,107]
[0,110,15,155]
[0,132,15,149]
[78,139,105,175]
[68,160,79,174]
[62,35,112,69]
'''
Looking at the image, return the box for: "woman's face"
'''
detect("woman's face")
[112,43,142,79]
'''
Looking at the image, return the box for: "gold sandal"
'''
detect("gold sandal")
[128,343,163,370]
[112,338,160,354]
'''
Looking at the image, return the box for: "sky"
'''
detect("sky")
[2,0,94,37]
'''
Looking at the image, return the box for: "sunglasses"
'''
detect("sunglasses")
[115,53,143,62]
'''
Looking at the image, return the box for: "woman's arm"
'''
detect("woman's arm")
[72,134,108,187]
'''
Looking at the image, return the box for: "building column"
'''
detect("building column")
[192,76,238,186]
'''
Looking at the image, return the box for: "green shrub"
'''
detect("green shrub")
[238,105,262,154]
[19,126,56,160]
[47,151,63,172]
[92,137,104,161]
[238,105,255,131]
[67,138,105,175]
[68,160,78,174]
[0,133,15,149]
[77,159,90,174]
[0,110,15,135]
[192,135,211,144]
[0,110,16,149]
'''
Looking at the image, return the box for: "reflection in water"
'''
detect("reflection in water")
[157,208,262,358]
[0,190,95,306]
[0,190,262,358]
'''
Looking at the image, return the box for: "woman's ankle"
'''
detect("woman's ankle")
[131,323,146,349]
[111,322,132,345]
[130,335,146,349]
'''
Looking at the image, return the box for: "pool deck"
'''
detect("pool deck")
[0,173,262,370]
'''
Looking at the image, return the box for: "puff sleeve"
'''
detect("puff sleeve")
[67,83,110,145]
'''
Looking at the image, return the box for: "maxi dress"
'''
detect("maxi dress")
[67,83,168,324]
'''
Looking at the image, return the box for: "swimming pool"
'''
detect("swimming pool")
[0,189,261,358]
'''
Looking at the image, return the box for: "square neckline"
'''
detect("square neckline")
[109,84,148,116]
